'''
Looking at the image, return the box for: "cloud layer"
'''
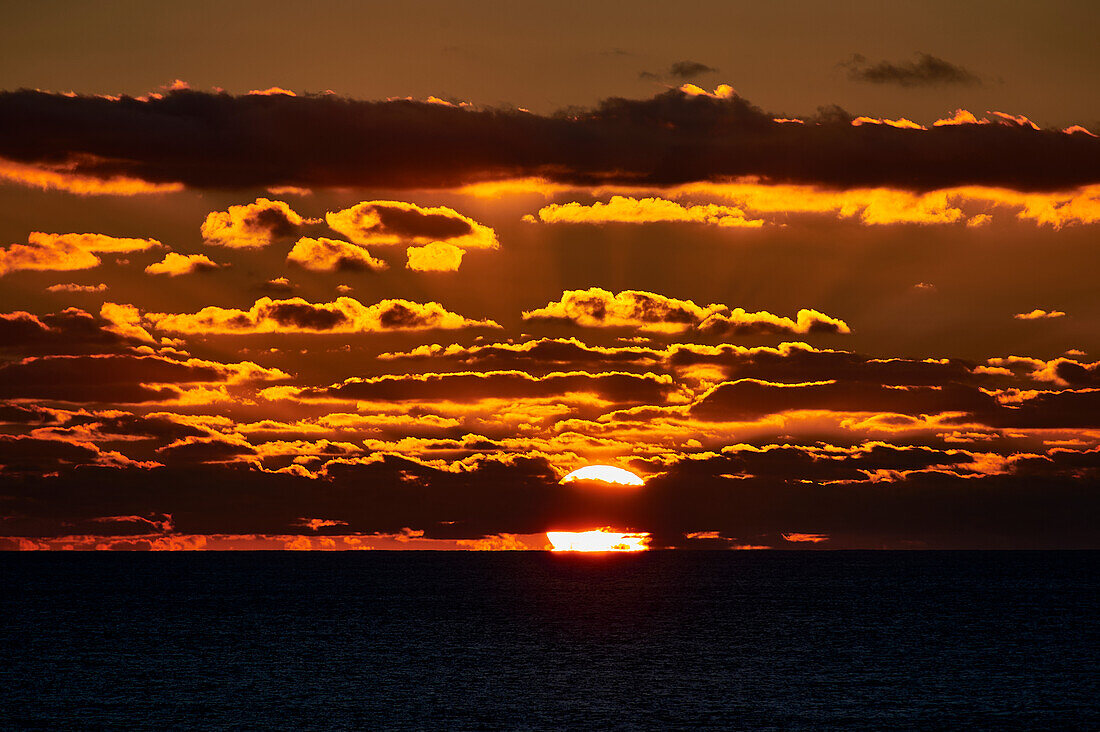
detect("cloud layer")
[0,87,1096,192]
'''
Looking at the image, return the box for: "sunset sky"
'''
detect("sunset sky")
[1,0,1098,550]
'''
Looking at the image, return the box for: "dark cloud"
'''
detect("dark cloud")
[0,449,1095,548]
[0,308,138,354]
[522,288,850,336]
[379,338,665,373]
[668,343,984,386]
[155,436,258,465]
[640,61,718,80]
[0,354,280,403]
[668,61,718,79]
[0,87,1095,192]
[844,53,981,87]
[297,370,673,405]
[689,379,999,421]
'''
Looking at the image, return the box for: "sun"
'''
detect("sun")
[560,465,645,486]
[546,529,650,552]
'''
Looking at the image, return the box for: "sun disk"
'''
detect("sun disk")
[546,529,650,552]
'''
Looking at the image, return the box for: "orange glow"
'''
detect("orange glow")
[560,464,645,485]
[546,529,650,552]
[0,156,183,195]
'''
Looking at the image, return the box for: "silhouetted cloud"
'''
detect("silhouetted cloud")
[1,87,1096,192]
[0,353,286,403]
[144,297,499,334]
[326,201,497,250]
[523,288,850,336]
[669,61,718,79]
[279,370,673,405]
[0,308,146,354]
[844,53,981,87]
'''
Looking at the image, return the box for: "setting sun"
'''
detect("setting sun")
[545,529,650,552]
[560,465,645,486]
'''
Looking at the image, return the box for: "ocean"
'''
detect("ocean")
[2,551,1097,730]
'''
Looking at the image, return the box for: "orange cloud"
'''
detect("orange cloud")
[144,296,500,334]
[1014,309,1066,320]
[456,533,547,550]
[46,282,107,293]
[528,196,764,227]
[201,198,307,248]
[406,242,465,271]
[673,181,967,225]
[523,288,849,336]
[286,237,387,272]
[0,232,161,276]
[1063,125,1097,137]
[248,87,296,96]
[699,308,851,337]
[523,288,724,333]
[145,252,220,276]
[851,116,927,130]
[100,302,156,342]
[296,518,349,531]
[678,83,736,98]
[670,181,1100,228]
[269,369,673,406]
[933,109,989,126]
[326,200,498,250]
[0,156,182,195]
[782,532,830,543]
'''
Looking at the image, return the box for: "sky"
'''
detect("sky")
[0,0,1098,550]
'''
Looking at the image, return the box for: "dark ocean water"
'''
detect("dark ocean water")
[1,552,1097,730]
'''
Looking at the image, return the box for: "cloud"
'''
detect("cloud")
[0,353,286,403]
[1014,309,1066,320]
[2,87,1097,191]
[2,449,1096,548]
[275,370,673,405]
[144,296,500,334]
[0,435,153,475]
[0,307,147,354]
[144,252,220,276]
[689,378,998,422]
[0,156,183,195]
[201,198,306,248]
[286,237,387,272]
[260,277,296,293]
[844,53,981,87]
[672,181,1100,228]
[155,435,258,465]
[406,242,465,271]
[642,61,718,80]
[0,232,161,276]
[698,309,851,337]
[669,61,718,79]
[668,342,978,386]
[99,302,156,343]
[46,282,107,293]
[522,288,850,336]
[326,201,498,250]
[527,196,763,227]
[379,338,665,371]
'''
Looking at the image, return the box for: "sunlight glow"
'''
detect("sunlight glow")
[546,529,650,552]
[560,465,645,486]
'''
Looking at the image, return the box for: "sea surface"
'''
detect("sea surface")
[1,551,1097,730]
